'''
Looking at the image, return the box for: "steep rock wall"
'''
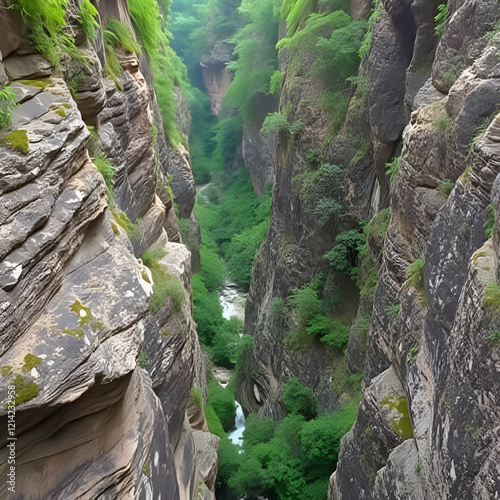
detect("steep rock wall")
[330,1,500,498]
[0,2,215,498]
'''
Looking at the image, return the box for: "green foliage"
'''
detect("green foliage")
[103,19,141,80]
[385,303,401,320]
[0,86,17,130]
[78,0,99,40]
[434,3,448,37]
[14,0,82,68]
[261,112,304,136]
[128,0,168,56]
[207,379,236,432]
[199,245,226,292]
[289,282,324,330]
[359,0,381,59]
[484,282,500,313]
[433,104,455,142]
[293,152,345,225]
[283,377,319,420]
[223,0,279,121]
[142,249,185,313]
[94,153,117,207]
[408,345,419,363]
[309,317,350,351]
[211,317,244,367]
[138,350,151,369]
[205,402,226,438]
[324,228,367,279]
[406,258,425,295]
[270,70,284,95]
[485,19,500,45]
[386,156,401,183]
[1,130,29,154]
[486,329,500,346]
[218,400,359,498]
[112,211,141,240]
[485,203,495,238]
[438,178,454,199]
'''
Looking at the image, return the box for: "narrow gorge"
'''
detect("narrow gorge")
[0,0,499,499]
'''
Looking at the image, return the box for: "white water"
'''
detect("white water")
[219,280,248,321]
[228,401,245,449]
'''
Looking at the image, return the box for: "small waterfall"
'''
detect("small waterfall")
[219,280,248,321]
[228,401,246,449]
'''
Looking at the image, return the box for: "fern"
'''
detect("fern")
[0,86,18,130]
[78,0,99,40]
[434,3,448,37]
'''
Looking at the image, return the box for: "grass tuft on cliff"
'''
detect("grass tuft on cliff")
[1,130,29,154]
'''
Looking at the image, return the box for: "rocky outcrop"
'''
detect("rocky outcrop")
[201,41,233,115]
[242,93,277,195]
[330,5,500,498]
[0,2,216,498]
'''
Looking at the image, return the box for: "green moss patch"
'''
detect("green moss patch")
[381,395,413,440]
[111,222,120,235]
[2,130,29,154]
[55,108,66,118]
[0,365,12,377]
[12,374,39,406]
[15,79,52,89]
[22,354,42,372]
[484,282,500,313]
[62,299,104,338]
[112,210,141,241]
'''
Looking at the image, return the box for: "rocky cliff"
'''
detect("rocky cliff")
[241,0,500,497]
[0,1,215,498]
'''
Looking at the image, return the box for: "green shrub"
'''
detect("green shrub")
[260,112,304,136]
[78,0,99,40]
[438,179,454,199]
[103,19,141,80]
[15,0,82,68]
[142,249,185,313]
[288,283,324,330]
[433,104,455,141]
[306,315,350,351]
[0,86,17,130]
[94,153,117,207]
[434,3,448,37]
[385,303,401,320]
[138,350,151,369]
[211,317,243,367]
[386,157,401,183]
[485,203,495,238]
[283,377,319,420]
[207,379,236,432]
[205,402,225,438]
[324,228,367,279]
[486,329,500,346]
[406,258,425,295]
[484,282,500,313]
[359,0,381,59]
[270,70,284,95]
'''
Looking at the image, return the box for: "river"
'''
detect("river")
[219,280,248,321]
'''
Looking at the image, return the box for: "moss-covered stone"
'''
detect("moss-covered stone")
[22,354,42,372]
[381,395,413,440]
[55,108,66,118]
[111,222,120,235]
[12,374,39,406]
[62,299,104,337]
[15,78,52,89]
[0,365,12,377]
[2,130,29,154]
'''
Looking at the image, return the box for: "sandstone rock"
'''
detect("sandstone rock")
[3,53,51,80]
[167,143,196,218]
[432,0,500,93]
[192,430,219,492]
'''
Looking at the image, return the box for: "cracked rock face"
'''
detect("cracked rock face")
[330,14,500,499]
[0,2,217,498]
